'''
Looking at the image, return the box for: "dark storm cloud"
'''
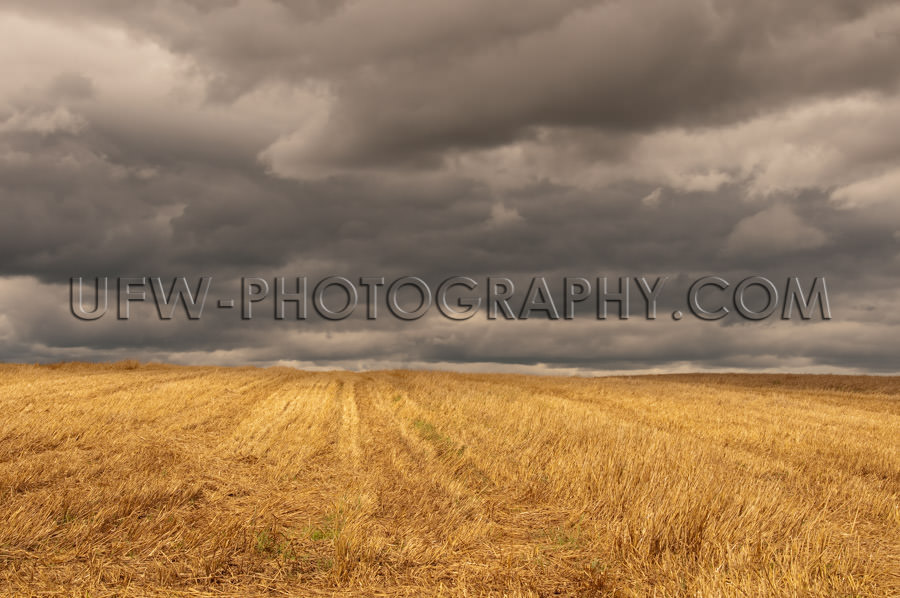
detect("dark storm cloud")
[1,1,899,372]
[8,0,900,169]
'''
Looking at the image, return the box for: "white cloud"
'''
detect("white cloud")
[641,187,663,207]
[725,204,827,257]
[831,168,900,208]
[0,106,87,135]
[487,202,524,227]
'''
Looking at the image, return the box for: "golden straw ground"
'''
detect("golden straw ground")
[0,363,897,596]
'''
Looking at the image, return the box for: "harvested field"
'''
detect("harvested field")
[0,363,897,596]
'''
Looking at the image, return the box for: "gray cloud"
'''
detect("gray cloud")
[0,1,897,373]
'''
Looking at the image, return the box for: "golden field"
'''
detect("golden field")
[0,363,897,597]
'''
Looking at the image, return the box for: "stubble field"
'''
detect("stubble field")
[0,362,897,597]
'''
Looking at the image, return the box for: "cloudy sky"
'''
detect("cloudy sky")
[2,0,899,374]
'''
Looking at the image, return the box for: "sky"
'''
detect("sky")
[1,0,899,375]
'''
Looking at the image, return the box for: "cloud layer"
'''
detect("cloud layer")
[1,1,899,373]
